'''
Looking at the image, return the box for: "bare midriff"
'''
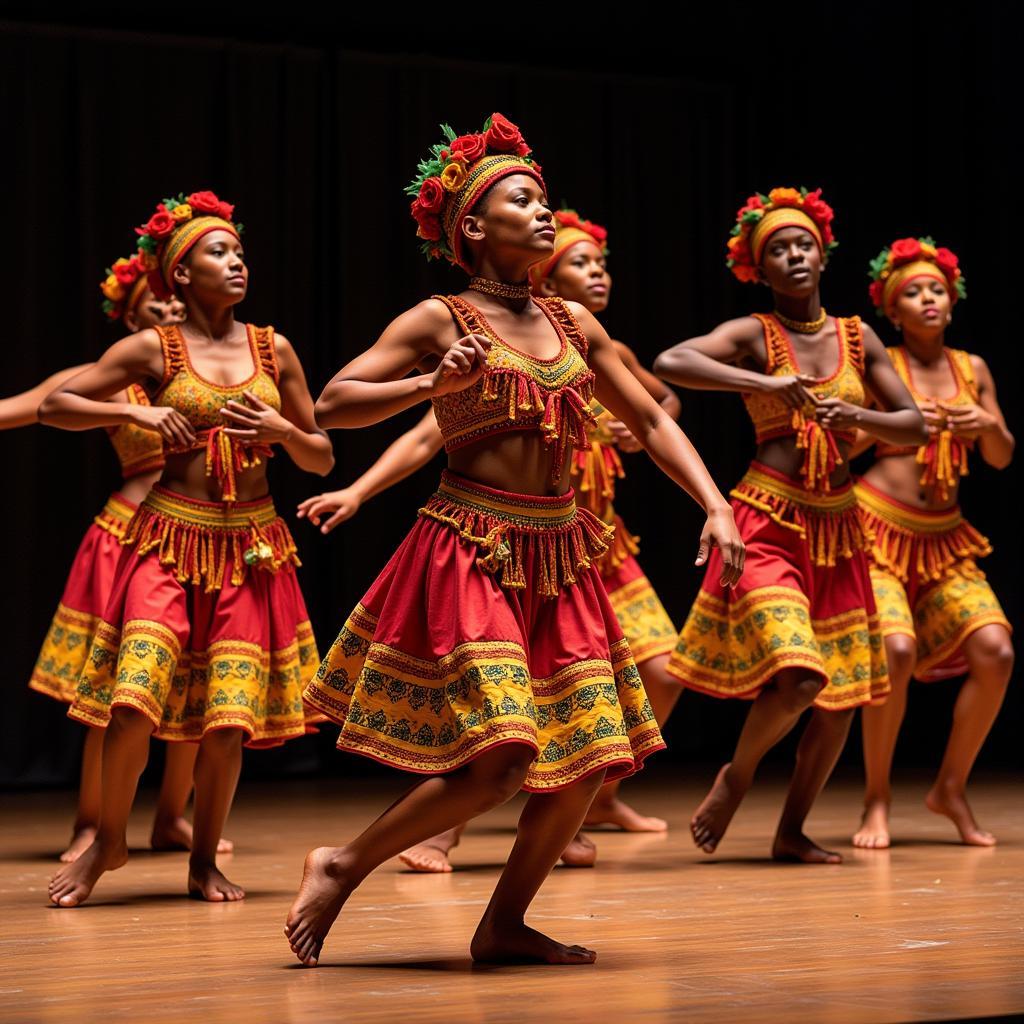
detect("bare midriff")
[860,453,958,512]
[447,431,574,497]
[754,436,854,491]
[158,451,271,503]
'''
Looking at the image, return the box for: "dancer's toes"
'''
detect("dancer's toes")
[188,861,245,902]
[284,847,354,967]
[925,785,997,846]
[151,816,235,854]
[471,918,597,965]
[690,763,745,854]
[59,826,97,863]
[559,831,597,868]
[584,796,667,833]
[398,843,454,873]
[772,832,842,864]
[48,840,127,907]
[851,800,891,849]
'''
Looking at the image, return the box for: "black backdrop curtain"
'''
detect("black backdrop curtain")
[1,10,1019,787]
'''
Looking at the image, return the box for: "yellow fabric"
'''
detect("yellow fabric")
[607,574,677,665]
[750,207,823,263]
[882,261,949,311]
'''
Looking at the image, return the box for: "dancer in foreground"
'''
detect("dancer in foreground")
[6,266,234,861]
[41,191,332,905]
[656,188,926,863]
[287,114,743,967]
[298,207,682,874]
[852,237,1013,849]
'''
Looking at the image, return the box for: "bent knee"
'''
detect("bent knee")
[967,627,1015,681]
[775,672,826,712]
[885,634,917,682]
[471,747,535,804]
[200,727,246,753]
[108,706,155,735]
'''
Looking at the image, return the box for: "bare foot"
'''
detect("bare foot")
[471,916,596,965]
[151,816,234,854]
[49,839,128,906]
[398,826,461,873]
[690,763,747,853]
[584,796,668,833]
[284,847,355,967]
[559,831,597,868]
[852,798,891,849]
[772,831,843,864]
[188,860,245,902]
[925,783,997,846]
[60,826,98,863]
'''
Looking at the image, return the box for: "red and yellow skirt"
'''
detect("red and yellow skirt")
[30,493,138,704]
[68,486,321,747]
[596,512,677,666]
[856,479,1011,682]
[667,463,889,710]
[302,471,665,791]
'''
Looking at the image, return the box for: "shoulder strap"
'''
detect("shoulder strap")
[750,313,789,374]
[536,296,589,360]
[154,325,185,390]
[949,348,979,402]
[839,315,865,375]
[430,294,486,338]
[126,383,151,407]
[251,325,279,384]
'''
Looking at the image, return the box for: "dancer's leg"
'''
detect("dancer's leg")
[691,669,825,853]
[188,728,245,901]
[925,624,1013,845]
[149,743,235,854]
[773,706,854,863]
[285,744,537,966]
[853,634,916,849]
[61,726,104,863]
[398,824,466,873]
[471,769,607,964]
[584,654,680,833]
[49,708,153,906]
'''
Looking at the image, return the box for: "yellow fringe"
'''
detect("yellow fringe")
[594,513,640,576]
[417,492,614,598]
[93,494,137,540]
[916,429,969,504]
[572,440,625,517]
[731,472,864,567]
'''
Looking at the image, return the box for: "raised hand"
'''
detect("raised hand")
[220,390,295,444]
[297,488,362,534]
[130,403,196,449]
[814,397,862,432]
[762,373,824,411]
[696,506,745,589]
[939,401,995,441]
[429,334,491,397]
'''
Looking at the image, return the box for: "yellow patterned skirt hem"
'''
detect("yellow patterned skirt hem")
[29,602,99,704]
[606,574,677,664]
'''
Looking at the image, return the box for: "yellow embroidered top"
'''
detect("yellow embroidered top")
[106,384,166,480]
[742,312,867,492]
[152,324,281,502]
[875,346,978,502]
[571,402,623,518]
[430,295,597,482]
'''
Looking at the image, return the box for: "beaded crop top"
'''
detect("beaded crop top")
[152,324,281,502]
[875,346,978,502]
[742,312,867,492]
[106,384,166,480]
[430,295,597,482]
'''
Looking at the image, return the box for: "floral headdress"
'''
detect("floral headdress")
[727,187,837,283]
[405,113,545,272]
[529,208,609,292]
[135,191,241,300]
[99,253,151,321]
[868,237,966,315]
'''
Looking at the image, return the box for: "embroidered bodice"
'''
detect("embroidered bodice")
[106,384,165,480]
[742,312,867,492]
[875,346,978,502]
[153,324,281,502]
[430,295,597,482]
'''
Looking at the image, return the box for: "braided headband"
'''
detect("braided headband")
[750,208,823,265]
[160,217,240,291]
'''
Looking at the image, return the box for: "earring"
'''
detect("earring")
[946,313,952,323]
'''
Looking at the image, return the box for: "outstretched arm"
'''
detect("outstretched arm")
[298,410,444,533]
[577,305,744,586]
[605,341,680,452]
[219,335,334,476]
[0,364,93,430]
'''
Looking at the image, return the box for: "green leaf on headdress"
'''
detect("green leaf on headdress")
[101,299,114,314]
[956,278,968,300]
[729,224,742,237]
[138,235,156,255]
[440,123,456,143]
[103,266,113,277]
[483,115,493,131]
[868,250,889,279]
[165,197,180,211]
[757,193,770,205]
[920,235,936,248]
[740,209,762,225]
[235,223,245,235]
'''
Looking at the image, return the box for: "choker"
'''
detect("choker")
[774,307,828,333]
[469,277,532,300]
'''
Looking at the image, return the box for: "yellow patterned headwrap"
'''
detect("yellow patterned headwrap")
[750,207,823,264]
[529,210,609,292]
[881,260,950,311]
[160,216,240,292]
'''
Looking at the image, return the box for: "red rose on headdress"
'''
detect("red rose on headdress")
[450,133,487,165]
[410,199,442,241]
[588,223,608,244]
[417,177,446,214]
[934,247,959,278]
[143,205,176,240]
[112,259,138,286]
[217,201,235,221]
[800,190,833,227]
[188,191,223,215]
[484,113,528,155]
[890,238,922,263]
[556,210,580,229]
[737,195,764,219]
[869,280,885,308]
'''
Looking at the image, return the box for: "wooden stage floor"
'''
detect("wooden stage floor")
[2,773,1021,1023]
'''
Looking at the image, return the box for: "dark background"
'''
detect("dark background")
[1,5,1019,790]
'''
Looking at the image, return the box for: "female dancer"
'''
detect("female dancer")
[655,188,926,863]
[286,114,743,967]
[5,265,231,861]
[298,208,682,874]
[40,191,332,905]
[852,237,1013,849]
